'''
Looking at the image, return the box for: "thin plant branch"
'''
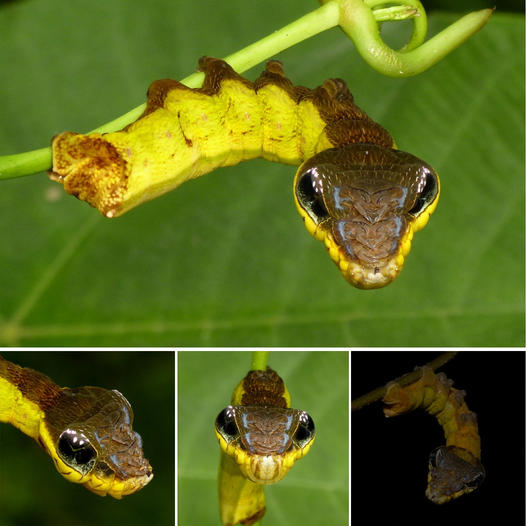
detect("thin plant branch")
[351,351,458,411]
[251,351,270,371]
[0,0,492,181]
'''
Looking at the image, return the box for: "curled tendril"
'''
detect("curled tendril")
[0,0,493,180]
[327,0,493,77]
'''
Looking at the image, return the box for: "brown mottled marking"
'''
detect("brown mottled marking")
[241,368,287,408]
[0,355,61,412]
[50,133,128,217]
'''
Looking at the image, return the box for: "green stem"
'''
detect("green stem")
[0,147,52,181]
[250,352,269,371]
[0,0,492,181]
[364,0,427,52]
[334,0,493,77]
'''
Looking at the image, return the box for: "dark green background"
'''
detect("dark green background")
[0,351,174,526]
[0,1,523,346]
[178,351,348,526]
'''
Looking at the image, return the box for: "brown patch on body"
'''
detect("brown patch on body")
[241,367,287,408]
[135,79,189,122]
[198,56,253,95]
[50,132,128,217]
[0,355,62,412]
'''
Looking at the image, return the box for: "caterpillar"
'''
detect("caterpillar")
[214,367,315,525]
[0,354,152,498]
[382,366,485,504]
[49,57,440,289]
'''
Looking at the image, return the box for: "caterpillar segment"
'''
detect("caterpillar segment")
[382,366,485,504]
[50,57,439,288]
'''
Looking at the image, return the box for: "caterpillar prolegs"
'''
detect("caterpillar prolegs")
[50,57,440,289]
[382,366,485,504]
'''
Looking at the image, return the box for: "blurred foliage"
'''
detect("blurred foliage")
[0,351,174,526]
[0,1,523,346]
[178,351,348,525]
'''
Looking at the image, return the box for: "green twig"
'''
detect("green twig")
[250,351,270,371]
[0,0,492,181]
[351,351,458,411]
[333,0,493,76]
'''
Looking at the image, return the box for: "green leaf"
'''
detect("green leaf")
[0,1,523,346]
[178,350,349,525]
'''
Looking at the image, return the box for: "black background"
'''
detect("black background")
[351,351,525,525]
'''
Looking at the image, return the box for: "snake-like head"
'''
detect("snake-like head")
[294,143,439,288]
[215,405,315,485]
[44,387,153,498]
[426,446,485,504]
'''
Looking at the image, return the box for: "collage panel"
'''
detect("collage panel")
[0,0,522,348]
[0,1,524,526]
[0,351,174,525]
[351,350,526,525]
[178,350,349,526]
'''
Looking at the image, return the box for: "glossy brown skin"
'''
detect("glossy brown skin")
[295,143,437,266]
[46,386,152,483]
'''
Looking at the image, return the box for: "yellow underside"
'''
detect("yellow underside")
[218,450,266,526]
[0,376,44,440]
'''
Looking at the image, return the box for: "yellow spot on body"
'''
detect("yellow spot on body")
[339,259,349,272]
[329,244,339,262]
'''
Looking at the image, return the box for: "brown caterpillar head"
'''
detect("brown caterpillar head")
[294,143,439,289]
[215,405,315,484]
[47,387,153,498]
[426,445,485,504]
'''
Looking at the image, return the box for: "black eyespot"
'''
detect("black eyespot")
[295,168,329,224]
[428,446,444,469]
[408,170,439,217]
[465,471,485,489]
[215,406,238,441]
[293,412,315,448]
[57,429,97,476]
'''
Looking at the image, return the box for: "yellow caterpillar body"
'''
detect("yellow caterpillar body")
[383,366,484,504]
[51,57,391,218]
[50,58,439,288]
